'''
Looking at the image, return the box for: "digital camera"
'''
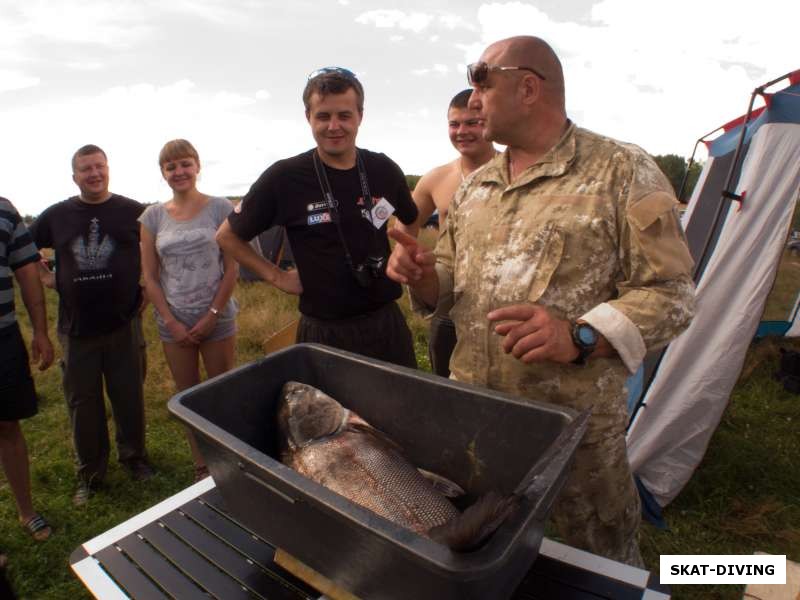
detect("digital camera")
[351,255,386,288]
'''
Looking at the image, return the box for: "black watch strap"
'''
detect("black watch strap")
[571,322,598,365]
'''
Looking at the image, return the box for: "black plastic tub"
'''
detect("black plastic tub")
[168,343,585,600]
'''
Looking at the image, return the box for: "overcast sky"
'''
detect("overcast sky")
[1,0,796,216]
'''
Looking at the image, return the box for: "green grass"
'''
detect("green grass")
[2,248,799,598]
[761,248,800,321]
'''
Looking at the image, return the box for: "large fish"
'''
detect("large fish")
[277,381,518,550]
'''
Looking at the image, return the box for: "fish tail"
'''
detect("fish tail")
[428,491,519,552]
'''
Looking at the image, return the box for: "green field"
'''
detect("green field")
[2,234,799,599]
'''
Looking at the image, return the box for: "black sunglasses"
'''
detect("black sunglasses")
[467,62,546,86]
[308,66,358,80]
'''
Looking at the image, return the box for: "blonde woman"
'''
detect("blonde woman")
[140,139,238,480]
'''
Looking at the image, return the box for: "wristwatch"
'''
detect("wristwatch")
[571,322,598,365]
[208,306,220,316]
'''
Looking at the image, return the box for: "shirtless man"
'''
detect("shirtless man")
[399,89,496,235]
[397,89,495,376]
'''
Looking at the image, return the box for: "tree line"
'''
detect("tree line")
[405,154,703,202]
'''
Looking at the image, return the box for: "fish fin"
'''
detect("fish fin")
[428,491,519,552]
[417,469,465,498]
[345,422,406,454]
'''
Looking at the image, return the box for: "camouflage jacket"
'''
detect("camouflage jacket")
[427,123,695,441]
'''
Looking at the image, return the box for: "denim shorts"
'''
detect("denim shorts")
[154,300,237,344]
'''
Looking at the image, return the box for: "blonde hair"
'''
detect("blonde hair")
[159,139,200,167]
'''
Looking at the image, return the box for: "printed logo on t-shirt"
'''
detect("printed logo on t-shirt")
[307,201,328,212]
[70,217,115,275]
[308,212,332,226]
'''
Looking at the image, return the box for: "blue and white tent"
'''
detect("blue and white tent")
[627,70,800,507]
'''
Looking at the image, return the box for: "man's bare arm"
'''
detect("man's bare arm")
[14,261,54,370]
[395,168,443,238]
[216,220,302,295]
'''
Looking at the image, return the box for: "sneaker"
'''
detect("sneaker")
[73,481,93,507]
[123,459,154,481]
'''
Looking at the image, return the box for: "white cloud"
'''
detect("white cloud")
[0,69,40,92]
[390,35,405,42]
[471,1,799,156]
[255,89,271,100]
[0,80,308,214]
[437,14,474,31]
[213,91,257,109]
[66,61,105,71]
[0,14,26,49]
[165,0,254,27]
[356,8,477,36]
[1,0,252,59]
[412,64,451,77]
[14,1,153,46]
[356,10,434,33]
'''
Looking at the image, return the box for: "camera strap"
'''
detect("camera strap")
[311,149,382,272]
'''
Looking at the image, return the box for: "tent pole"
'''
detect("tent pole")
[677,140,701,204]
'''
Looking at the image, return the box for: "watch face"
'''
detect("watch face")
[577,324,598,346]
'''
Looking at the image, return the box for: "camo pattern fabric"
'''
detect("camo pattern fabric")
[426,123,695,566]
[552,428,644,567]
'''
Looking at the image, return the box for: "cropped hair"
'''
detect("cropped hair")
[303,71,364,115]
[159,139,200,167]
[71,144,107,171]
[449,89,473,111]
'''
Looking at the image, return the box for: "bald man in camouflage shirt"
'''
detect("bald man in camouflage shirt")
[387,36,695,567]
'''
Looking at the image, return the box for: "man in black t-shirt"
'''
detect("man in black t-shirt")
[30,145,152,506]
[217,68,418,367]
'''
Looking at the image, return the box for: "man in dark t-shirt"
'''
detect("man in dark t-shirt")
[217,68,418,367]
[30,145,152,506]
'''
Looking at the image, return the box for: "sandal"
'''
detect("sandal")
[21,513,52,542]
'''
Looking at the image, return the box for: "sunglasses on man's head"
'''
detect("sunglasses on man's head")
[467,62,546,86]
[307,66,358,81]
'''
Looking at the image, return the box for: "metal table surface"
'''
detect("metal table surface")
[70,478,670,599]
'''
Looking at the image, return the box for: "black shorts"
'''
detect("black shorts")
[0,323,38,421]
[297,301,417,369]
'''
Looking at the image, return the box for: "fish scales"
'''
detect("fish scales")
[288,429,460,535]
